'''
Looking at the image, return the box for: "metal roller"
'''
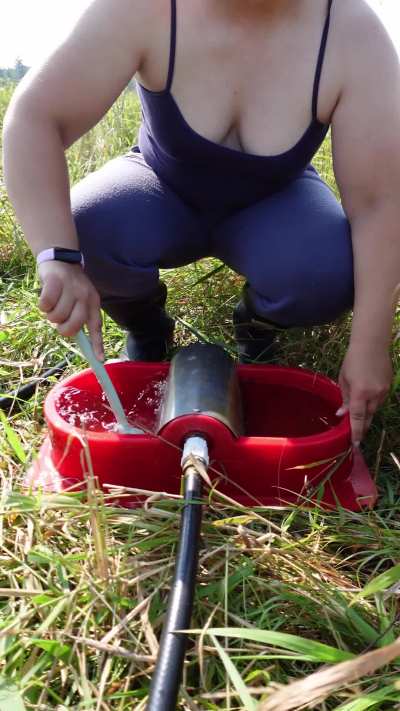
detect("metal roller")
[157,342,244,437]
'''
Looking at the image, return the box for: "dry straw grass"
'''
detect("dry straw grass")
[0,82,399,709]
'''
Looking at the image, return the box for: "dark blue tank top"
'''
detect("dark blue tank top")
[136,0,333,212]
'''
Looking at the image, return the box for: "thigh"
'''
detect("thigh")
[71,150,207,298]
[212,168,354,326]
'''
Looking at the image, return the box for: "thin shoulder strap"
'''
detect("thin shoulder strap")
[312,0,333,120]
[165,0,177,92]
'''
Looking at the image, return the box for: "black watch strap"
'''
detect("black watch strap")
[36,247,84,268]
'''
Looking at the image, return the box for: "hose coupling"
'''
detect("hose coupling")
[181,436,209,470]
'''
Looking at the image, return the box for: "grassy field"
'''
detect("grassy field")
[0,81,400,710]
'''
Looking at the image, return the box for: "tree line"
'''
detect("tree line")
[0,59,29,83]
[0,59,137,91]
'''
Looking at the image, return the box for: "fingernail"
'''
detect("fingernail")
[336,407,345,416]
[353,441,361,448]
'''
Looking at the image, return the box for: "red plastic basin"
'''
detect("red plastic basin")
[26,362,377,510]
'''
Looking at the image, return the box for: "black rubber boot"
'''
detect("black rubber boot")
[103,282,175,362]
[233,286,286,364]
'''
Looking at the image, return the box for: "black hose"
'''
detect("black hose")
[146,465,203,711]
[0,360,69,412]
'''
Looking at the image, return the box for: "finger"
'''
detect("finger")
[336,403,349,417]
[46,289,76,325]
[336,374,350,417]
[376,391,389,408]
[349,395,367,446]
[38,275,63,313]
[56,301,87,338]
[366,398,380,416]
[87,303,104,361]
[363,398,380,435]
[364,413,374,434]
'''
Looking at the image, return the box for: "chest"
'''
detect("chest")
[138,1,340,155]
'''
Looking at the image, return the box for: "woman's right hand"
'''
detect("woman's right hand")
[38,260,104,361]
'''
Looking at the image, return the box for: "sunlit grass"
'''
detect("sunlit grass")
[0,81,399,709]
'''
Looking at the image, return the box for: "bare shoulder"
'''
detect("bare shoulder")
[125,0,170,51]
[333,0,399,84]
[6,0,172,146]
[76,0,167,62]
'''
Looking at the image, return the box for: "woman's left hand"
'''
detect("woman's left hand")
[336,344,392,445]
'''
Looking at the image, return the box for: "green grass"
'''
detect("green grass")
[0,81,400,710]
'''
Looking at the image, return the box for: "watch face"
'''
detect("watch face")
[54,248,82,264]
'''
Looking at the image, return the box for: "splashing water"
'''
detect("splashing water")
[56,377,167,434]
[126,378,167,433]
[74,330,141,434]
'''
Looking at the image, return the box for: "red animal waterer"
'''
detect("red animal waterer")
[27,343,377,510]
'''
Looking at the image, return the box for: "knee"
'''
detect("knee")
[248,222,354,327]
[71,179,159,301]
[70,155,155,267]
[71,174,128,258]
[250,266,354,327]
[290,263,354,326]
[235,175,355,327]
[71,183,115,292]
[72,176,108,259]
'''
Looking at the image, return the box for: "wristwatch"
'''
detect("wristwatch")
[36,247,85,268]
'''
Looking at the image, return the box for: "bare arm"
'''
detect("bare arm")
[2,0,150,358]
[331,3,400,441]
[2,0,146,255]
